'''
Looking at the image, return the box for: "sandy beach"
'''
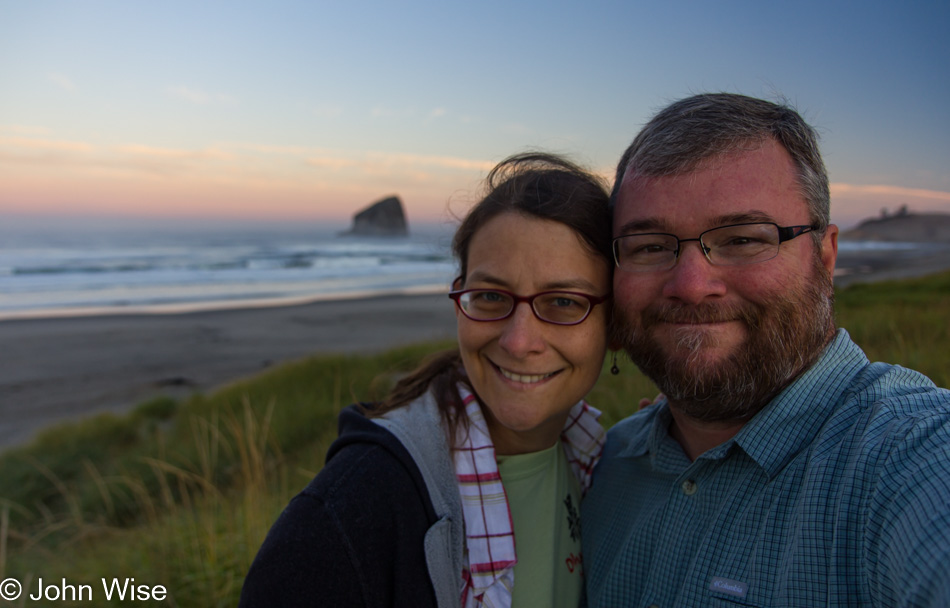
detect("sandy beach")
[3,244,950,450]
[2,293,458,448]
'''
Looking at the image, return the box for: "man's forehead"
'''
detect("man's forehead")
[617,138,794,193]
[613,142,807,234]
[619,139,772,184]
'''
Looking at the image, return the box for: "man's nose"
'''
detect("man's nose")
[661,240,727,304]
[498,302,546,357]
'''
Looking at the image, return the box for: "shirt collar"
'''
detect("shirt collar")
[622,329,869,478]
[735,329,868,478]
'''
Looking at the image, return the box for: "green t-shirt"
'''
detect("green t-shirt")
[496,440,584,607]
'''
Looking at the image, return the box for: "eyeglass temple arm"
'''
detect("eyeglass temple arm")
[777,224,817,242]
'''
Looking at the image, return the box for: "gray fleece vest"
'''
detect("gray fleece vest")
[373,392,465,608]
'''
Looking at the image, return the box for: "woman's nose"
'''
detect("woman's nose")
[497,302,546,356]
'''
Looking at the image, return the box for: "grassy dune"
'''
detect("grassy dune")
[1,271,948,606]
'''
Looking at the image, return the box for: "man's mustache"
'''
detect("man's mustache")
[640,302,760,327]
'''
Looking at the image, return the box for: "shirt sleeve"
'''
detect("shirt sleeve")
[867,410,950,608]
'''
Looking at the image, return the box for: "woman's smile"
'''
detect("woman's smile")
[492,360,561,385]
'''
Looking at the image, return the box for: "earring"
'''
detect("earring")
[610,352,620,376]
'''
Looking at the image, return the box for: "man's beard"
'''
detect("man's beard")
[613,257,835,423]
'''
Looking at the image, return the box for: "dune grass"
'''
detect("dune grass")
[834,271,950,386]
[1,271,948,605]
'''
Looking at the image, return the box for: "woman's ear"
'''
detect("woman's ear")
[608,326,623,352]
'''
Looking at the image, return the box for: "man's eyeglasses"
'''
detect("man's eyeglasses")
[612,222,818,272]
[449,288,609,326]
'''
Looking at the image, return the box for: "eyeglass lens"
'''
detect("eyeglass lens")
[458,290,592,324]
[615,223,783,269]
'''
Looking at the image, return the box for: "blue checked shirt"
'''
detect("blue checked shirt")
[583,330,950,607]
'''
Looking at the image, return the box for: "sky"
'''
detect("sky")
[1,0,948,230]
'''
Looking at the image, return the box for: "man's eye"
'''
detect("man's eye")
[639,243,674,253]
[721,236,768,247]
[626,242,675,258]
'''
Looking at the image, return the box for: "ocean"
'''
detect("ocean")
[0,218,457,319]
[0,216,938,320]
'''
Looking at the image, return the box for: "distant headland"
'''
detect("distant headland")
[835,208,950,287]
[840,208,950,243]
[339,195,409,237]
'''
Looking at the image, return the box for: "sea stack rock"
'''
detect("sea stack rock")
[343,195,409,237]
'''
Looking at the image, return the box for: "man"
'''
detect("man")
[583,93,950,607]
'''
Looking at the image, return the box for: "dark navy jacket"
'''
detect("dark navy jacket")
[239,402,462,607]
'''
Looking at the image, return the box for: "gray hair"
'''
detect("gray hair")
[611,93,830,232]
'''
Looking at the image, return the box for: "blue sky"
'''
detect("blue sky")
[1,0,948,228]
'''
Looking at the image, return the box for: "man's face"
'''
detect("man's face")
[612,139,839,421]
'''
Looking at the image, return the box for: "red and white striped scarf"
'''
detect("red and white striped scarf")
[452,385,605,607]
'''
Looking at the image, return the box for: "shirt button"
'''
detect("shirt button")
[681,479,697,495]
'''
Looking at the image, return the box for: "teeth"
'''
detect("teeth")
[498,367,553,384]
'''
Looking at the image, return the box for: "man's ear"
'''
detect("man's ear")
[821,224,839,277]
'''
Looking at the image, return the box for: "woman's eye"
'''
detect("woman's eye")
[553,296,581,308]
[476,291,505,302]
[540,293,586,309]
[468,291,509,308]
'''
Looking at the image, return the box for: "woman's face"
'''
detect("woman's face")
[456,212,610,455]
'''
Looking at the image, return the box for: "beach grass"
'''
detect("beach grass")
[1,270,948,605]
[834,271,950,386]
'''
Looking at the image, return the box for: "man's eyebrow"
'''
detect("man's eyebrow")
[614,219,669,235]
[715,211,777,225]
[615,211,779,236]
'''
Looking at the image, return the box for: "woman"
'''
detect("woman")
[240,152,613,607]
